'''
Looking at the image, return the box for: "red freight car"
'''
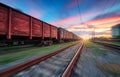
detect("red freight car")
[11,10,30,36]
[0,4,8,35]
[32,18,42,37]
[68,32,72,39]
[43,22,50,38]
[58,28,75,42]
[63,29,66,39]
[64,30,67,39]
[58,28,63,40]
[0,3,59,45]
[68,32,70,39]
[67,31,73,40]
[0,3,80,46]
[51,25,57,39]
[0,3,31,40]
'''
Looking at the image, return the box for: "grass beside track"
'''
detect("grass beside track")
[85,40,107,56]
[0,45,37,55]
[85,40,120,76]
[101,63,120,76]
[0,41,79,64]
[107,42,120,46]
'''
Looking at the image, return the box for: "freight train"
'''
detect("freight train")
[0,3,80,46]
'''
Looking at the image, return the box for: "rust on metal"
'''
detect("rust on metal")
[0,3,80,41]
[43,23,51,38]
[7,8,12,39]
[11,10,30,36]
[50,25,52,39]
[42,21,44,39]
[32,18,42,37]
[0,43,78,77]
[50,25,58,39]
[93,41,120,50]
[29,17,32,39]
[0,4,8,35]
[62,42,84,77]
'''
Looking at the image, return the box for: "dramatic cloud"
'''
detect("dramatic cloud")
[50,10,102,27]
[85,15,120,27]
[66,15,120,38]
[1,0,120,39]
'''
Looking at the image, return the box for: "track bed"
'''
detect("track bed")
[14,43,81,77]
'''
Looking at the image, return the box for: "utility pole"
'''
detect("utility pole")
[87,24,95,40]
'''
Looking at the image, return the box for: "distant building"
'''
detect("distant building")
[112,24,120,38]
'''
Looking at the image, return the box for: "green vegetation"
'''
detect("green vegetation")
[107,42,120,46]
[93,37,110,40]
[84,40,107,56]
[0,45,36,55]
[114,36,120,39]
[0,41,78,64]
[101,63,120,76]
[85,40,120,76]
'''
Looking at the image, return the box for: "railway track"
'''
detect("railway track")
[92,41,120,50]
[0,42,84,77]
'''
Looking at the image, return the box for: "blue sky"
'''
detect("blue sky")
[0,0,120,38]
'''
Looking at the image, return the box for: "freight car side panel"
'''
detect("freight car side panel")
[51,26,57,39]
[66,31,69,39]
[67,31,69,39]
[64,30,67,39]
[0,5,8,35]
[69,32,72,39]
[11,10,30,36]
[70,33,73,39]
[68,32,70,39]
[63,29,66,39]
[32,18,42,37]
[43,23,50,38]
[59,28,64,39]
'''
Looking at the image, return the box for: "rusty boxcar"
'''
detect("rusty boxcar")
[0,3,58,45]
[32,18,42,37]
[58,28,78,42]
[0,3,80,46]
[51,25,57,39]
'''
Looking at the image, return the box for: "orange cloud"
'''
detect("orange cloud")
[67,15,120,31]
[51,10,107,26]
[67,15,120,38]
[85,15,120,28]
[51,14,80,26]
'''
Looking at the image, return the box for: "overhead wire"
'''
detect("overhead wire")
[76,0,83,24]
[94,0,118,37]
[99,0,119,22]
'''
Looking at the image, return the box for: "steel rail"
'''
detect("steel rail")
[62,42,84,77]
[92,41,120,50]
[0,43,79,77]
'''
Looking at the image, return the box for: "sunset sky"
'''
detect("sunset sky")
[0,0,120,39]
